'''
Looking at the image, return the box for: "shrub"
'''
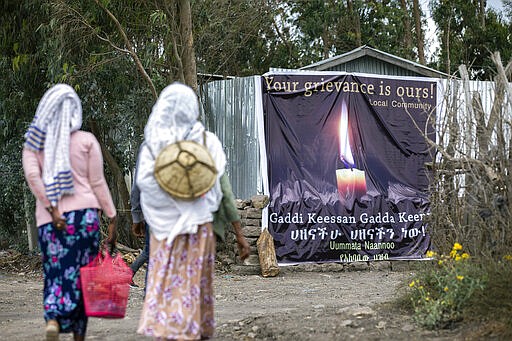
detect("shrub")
[408,243,486,329]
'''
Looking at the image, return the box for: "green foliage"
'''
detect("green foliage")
[193,0,301,76]
[431,0,512,79]
[0,0,157,249]
[0,141,29,250]
[0,1,49,249]
[288,0,423,64]
[465,257,512,338]
[505,0,512,19]
[404,247,512,337]
[408,244,486,329]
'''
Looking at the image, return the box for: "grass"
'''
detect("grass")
[463,257,512,339]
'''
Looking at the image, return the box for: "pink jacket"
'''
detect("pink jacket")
[22,130,116,227]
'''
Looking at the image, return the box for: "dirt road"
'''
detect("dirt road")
[0,260,463,340]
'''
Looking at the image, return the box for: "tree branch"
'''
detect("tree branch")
[94,0,157,100]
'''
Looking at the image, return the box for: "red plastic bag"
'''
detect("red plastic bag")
[80,248,133,318]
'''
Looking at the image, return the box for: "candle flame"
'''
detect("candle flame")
[339,101,355,168]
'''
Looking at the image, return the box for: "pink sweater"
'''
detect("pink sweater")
[22,130,117,227]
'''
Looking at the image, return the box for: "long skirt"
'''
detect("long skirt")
[38,208,100,335]
[137,223,216,340]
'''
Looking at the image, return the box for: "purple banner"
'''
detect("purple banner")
[262,73,436,263]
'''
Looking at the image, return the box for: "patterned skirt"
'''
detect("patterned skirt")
[138,223,216,340]
[38,208,100,335]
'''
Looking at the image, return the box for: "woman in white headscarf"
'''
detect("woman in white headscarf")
[136,83,226,340]
[22,84,117,341]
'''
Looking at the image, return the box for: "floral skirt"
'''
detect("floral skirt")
[138,223,216,340]
[38,208,100,335]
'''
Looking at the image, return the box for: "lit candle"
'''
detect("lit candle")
[336,101,367,200]
[336,168,367,200]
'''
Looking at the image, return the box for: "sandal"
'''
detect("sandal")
[45,319,59,341]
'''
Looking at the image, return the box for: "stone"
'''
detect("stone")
[235,199,246,209]
[241,207,263,219]
[251,195,269,209]
[376,321,387,329]
[243,254,260,266]
[241,225,262,238]
[351,306,375,318]
[401,323,415,332]
[346,262,370,271]
[369,261,392,271]
[242,218,261,228]
[340,320,354,327]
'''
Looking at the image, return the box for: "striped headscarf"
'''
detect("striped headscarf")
[24,84,82,206]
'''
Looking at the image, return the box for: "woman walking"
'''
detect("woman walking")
[136,82,238,340]
[22,84,117,341]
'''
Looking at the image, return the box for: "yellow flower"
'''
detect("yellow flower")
[461,253,470,259]
[503,255,512,261]
[438,260,444,265]
[426,250,436,258]
[453,243,463,251]
[456,275,464,281]
[444,286,449,292]
[409,280,415,287]
[455,255,462,261]
[425,297,430,301]
[450,250,457,258]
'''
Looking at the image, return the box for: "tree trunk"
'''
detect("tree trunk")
[412,0,425,64]
[321,24,330,59]
[88,120,136,248]
[400,0,413,57]
[179,0,198,91]
[347,0,361,46]
[479,0,485,28]
[23,183,38,252]
[445,18,451,74]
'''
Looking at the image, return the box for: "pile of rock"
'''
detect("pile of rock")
[216,194,269,272]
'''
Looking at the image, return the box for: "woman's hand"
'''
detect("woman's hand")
[106,216,117,248]
[232,220,250,261]
[50,207,66,230]
[131,221,145,238]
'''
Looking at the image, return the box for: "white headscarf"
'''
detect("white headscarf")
[24,84,82,205]
[144,83,204,156]
[136,82,226,244]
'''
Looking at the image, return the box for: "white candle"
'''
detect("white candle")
[336,168,367,199]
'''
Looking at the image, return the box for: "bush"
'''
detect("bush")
[408,243,486,329]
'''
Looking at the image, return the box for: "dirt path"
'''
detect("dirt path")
[0,262,463,340]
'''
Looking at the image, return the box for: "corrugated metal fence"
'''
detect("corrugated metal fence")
[439,78,511,159]
[200,76,261,200]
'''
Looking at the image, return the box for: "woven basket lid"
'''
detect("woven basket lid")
[154,140,217,200]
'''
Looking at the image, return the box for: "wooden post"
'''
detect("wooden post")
[257,228,279,277]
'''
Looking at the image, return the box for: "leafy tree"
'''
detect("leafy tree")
[0,1,49,249]
[0,0,202,249]
[193,0,302,76]
[288,0,428,65]
[288,0,356,64]
[431,0,512,79]
[44,0,205,246]
[505,0,512,19]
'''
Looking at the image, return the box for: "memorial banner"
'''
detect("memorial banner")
[261,72,437,264]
